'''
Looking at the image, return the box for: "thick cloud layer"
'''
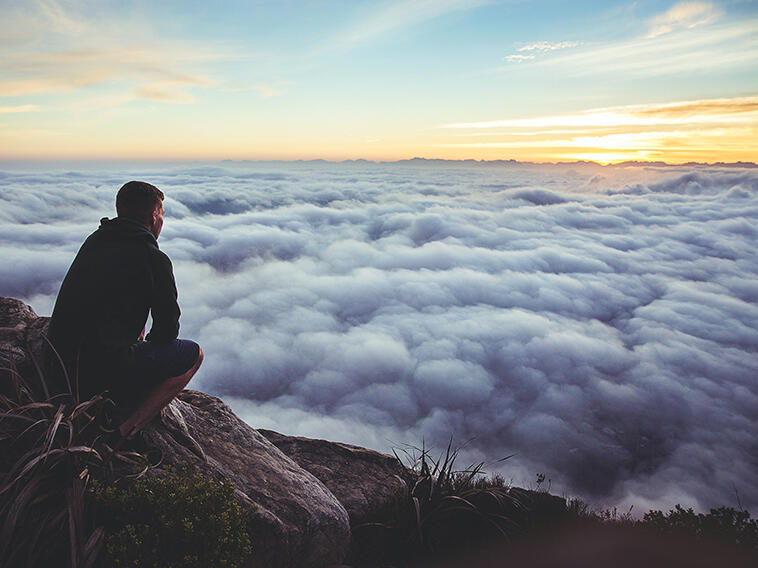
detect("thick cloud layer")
[2,160,757,514]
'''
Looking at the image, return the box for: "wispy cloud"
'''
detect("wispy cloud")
[504,40,581,63]
[517,40,582,52]
[0,3,218,104]
[2,48,213,99]
[499,5,752,77]
[647,1,721,38]
[504,54,535,62]
[442,96,758,129]
[335,0,491,49]
[35,0,89,36]
[134,81,204,104]
[0,105,39,113]
[549,19,756,77]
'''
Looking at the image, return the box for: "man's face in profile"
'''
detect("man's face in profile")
[150,203,165,239]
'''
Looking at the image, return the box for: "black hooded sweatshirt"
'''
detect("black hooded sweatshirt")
[48,217,180,398]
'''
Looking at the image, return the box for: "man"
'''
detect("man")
[48,181,203,439]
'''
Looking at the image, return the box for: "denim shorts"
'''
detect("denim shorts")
[111,338,200,406]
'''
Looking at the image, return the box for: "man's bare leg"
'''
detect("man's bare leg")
[118,347,204,439]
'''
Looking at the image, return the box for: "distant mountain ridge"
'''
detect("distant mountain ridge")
[219,157,758,168]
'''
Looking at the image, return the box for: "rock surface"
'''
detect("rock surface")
[260,429,409,527]
[146,392,351,568]
[0,297,52,397]
[0,296,357,568]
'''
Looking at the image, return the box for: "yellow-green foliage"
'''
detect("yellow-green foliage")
[92,464,252,568]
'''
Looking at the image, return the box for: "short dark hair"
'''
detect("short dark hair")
[116,181,164,223]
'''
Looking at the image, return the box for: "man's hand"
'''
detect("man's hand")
[138,326,145,341]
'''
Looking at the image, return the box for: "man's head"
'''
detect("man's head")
[116,181,165,238]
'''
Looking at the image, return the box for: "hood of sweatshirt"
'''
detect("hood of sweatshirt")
[97,216,158,246]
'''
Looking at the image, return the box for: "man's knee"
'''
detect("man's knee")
[187,345,203,379]
[165,345,203,390]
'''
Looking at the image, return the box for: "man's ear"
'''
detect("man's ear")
[149,205,162,227]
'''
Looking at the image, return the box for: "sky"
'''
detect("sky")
[2,0,758,163]
[1,160,757,514]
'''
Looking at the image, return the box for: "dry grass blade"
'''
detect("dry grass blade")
[66,446,102,460]
[25,346,50,400]
[63,418,74,447]
[438,494,478,509]
[0,412,39,423]
[12,401,57,413]
[6,448,65,490]
[0,365,25,403]
[0,474,45,555]
[16,419,50,445]
[71,396,103,418]
[0,392,19,408]
[412,496,422,544]
[81,526,104,568]
[2,446,52,493]
[42,335,72,396]
[455,461,485,489]
[67,478,86,568]
[43,404,66,457]
[132,461,151,479]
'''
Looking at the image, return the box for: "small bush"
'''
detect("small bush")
[92,463,252,568]
[643,505,758,550]
[566,498,635,526]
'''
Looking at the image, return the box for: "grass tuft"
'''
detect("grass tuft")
[350,439,525,566]
[0,353,147,567]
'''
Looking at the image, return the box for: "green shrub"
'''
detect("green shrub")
[92,463,252,568]
[643,505,758,550]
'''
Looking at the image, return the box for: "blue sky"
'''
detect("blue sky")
[2,0,757,162]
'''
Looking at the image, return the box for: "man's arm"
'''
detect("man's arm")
[146,250,180,343]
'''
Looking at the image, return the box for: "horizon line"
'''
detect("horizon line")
[1,156,757,168]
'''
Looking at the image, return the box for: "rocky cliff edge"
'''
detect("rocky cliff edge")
[0,296,409,568]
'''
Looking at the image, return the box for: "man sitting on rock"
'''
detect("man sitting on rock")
[48,181,203,440]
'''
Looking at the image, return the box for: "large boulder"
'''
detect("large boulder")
[260,429,409,527]
[0,297,351,568]
[0,296,40,367]
[0,297,51,397]
[146,392,351,568]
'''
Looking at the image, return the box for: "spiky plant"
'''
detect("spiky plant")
[0,351,149,568]
[350,440,523,566]
[398,440,522,552]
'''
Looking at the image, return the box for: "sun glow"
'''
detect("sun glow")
[438,97,758,163]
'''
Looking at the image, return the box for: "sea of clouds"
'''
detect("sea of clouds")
[1,160,757,514]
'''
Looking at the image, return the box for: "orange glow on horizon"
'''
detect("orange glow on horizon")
[1,95,756,166]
